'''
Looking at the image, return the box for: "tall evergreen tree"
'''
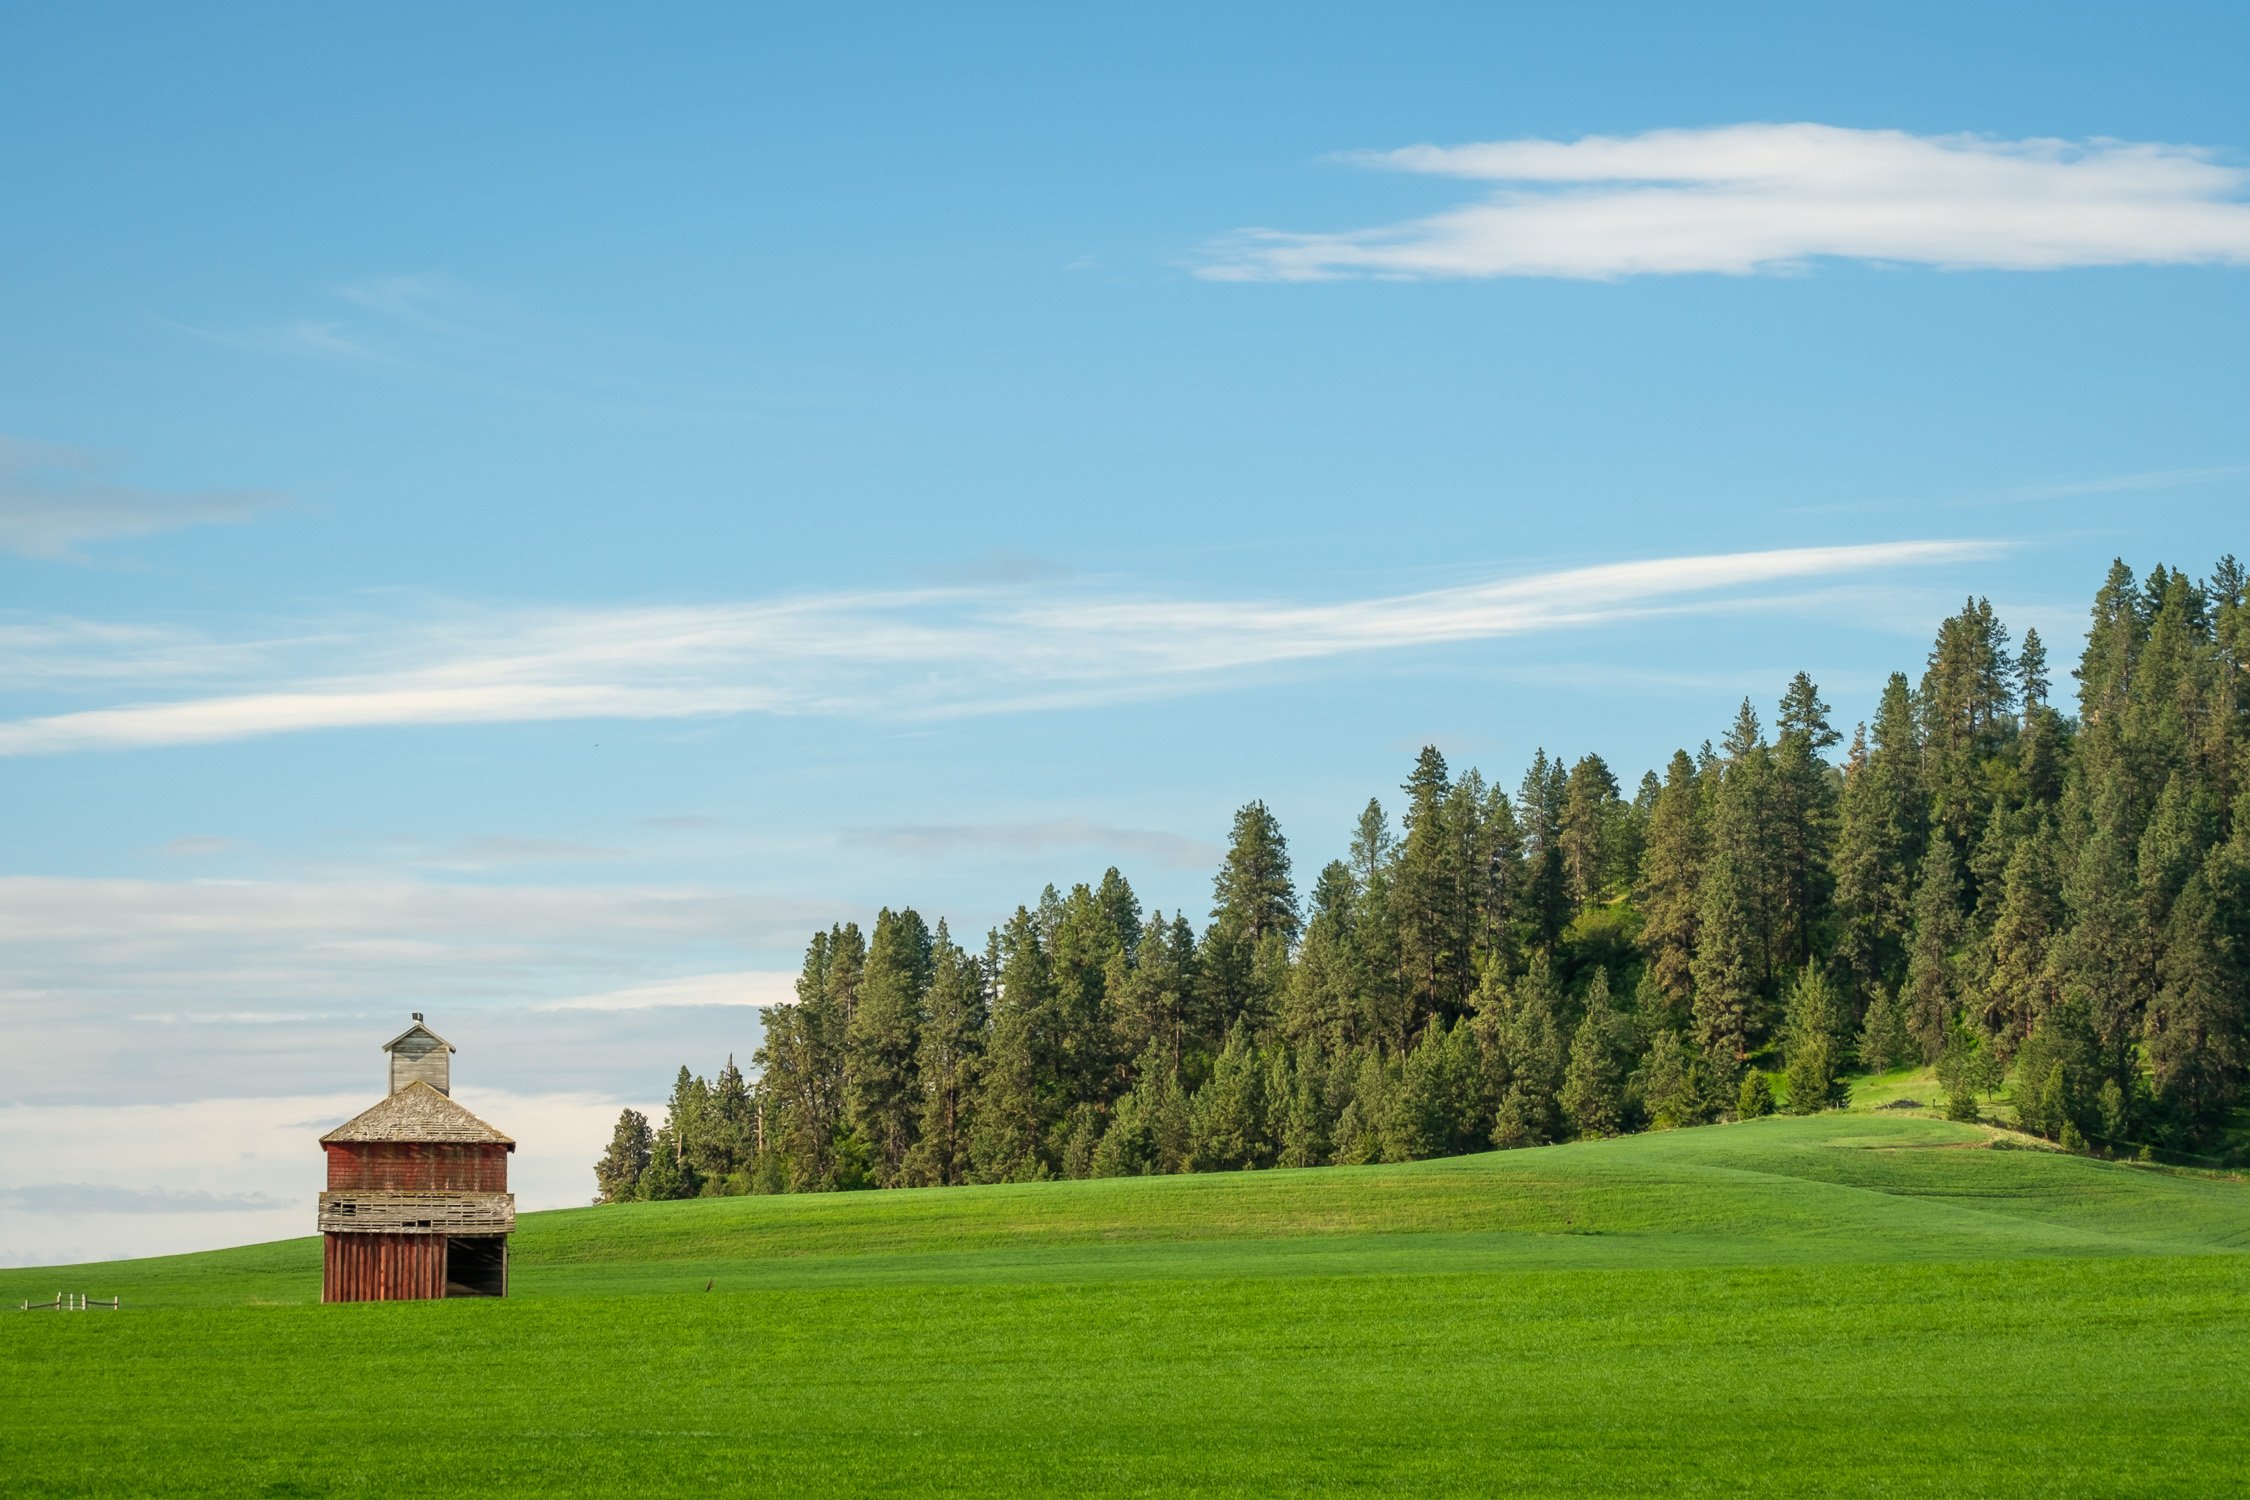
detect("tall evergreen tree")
[593,1107,653,1203]
[1690,846,1758,1070]
[1780,963,1847,1113]
[1517,749,1572,952]
[1771,672,1840,970]
[1637,748,1703,1021]
[969,907,1058,1182]
[1902,837,1966,1061]
[847,906,932,1184]
[1560,753,1623,911]
[1831,675,1926,1001]
[1560,968,1631,1138]
[902,923,985,1187]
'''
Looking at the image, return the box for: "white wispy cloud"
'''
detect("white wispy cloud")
[0,436,288,559]
[0,540,1996,754]
[1199,124,2250,281]
[536,971,801,1012]
[842,819,1222,871]
[0,875,822,1010]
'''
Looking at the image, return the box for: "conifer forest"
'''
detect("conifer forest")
[595,558,2250,1200]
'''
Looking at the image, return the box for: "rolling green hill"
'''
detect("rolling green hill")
[7,1113,2250,1497]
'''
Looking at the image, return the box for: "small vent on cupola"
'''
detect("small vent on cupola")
[383,1016,457,1096]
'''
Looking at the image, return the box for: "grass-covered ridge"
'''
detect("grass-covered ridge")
[8,1112,2250,1497]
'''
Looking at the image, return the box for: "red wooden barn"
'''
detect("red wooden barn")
[318,1016,516,1302]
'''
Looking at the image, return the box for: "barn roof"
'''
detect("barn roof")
[320,1082,515,1149]
[382,1019,455,1055]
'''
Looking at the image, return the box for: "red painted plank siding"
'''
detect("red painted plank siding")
[325,1143,508,1192]
[322,1232,447,1302]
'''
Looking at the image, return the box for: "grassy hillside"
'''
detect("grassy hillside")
[7,1113,2250,1497]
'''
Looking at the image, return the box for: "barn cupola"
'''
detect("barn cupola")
[384,1014,455,1096]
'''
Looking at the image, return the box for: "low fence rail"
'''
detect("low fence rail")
[19,1293,120,1311]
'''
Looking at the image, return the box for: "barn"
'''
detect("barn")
[318,1016,516,1302]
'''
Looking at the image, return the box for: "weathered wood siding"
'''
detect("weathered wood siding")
[387,1033,450,1095]
[318,1190,514,1235]
[323,1232,446,1302]
[325,1142,508,1192]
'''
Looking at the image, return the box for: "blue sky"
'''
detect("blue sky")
[4,2,2249,1261]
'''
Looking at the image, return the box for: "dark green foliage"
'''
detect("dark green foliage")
[900,923,984,1187]
[608,557,2250,1197]
[1856,984,1913,1073]
[1560,969,1631,1137]
[592,1107,652,1203]
[1634,1028,1708,1129]
[1937,1015,2003,1125]
[1737,1070,1775,1119]
[1187,1023,1270,1171]
[1781,964,1848,1113]
[1637,749,1702,1019]
[848,907,931,1185]
[1690,846,1758,1064]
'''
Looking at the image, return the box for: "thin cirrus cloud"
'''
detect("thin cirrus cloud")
[1198,123,2250,281]
[0,539,1997,755]
[842,819,1223,872]
[0,435,288,559]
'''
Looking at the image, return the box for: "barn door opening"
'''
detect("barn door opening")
[445,1235,506,1297]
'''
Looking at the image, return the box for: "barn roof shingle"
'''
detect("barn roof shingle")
[320,1082,515,1149]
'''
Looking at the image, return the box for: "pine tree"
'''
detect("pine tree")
[1690,846,1758,1067]
[1856,984,1913,1073]
[1736,1070,1775,1119]
[901,923,985,1187]
[1279,861,1363,1055]
[1491,955,1564,1147]
[1117,909,1198,1080]
[1779,963,1846,1113]
[1771,672,1839,971]
[969,907,1057,1183]
[1276,1048,1332,1167]
[1089,1086,1157,1177]
[1980,819,2063,1045]
[1560,753,1623,910]
[1187,1023,1270,1171]
[2018,627,2049,709]
[695,1056,753,1189]
[2146,867,2242,1137]
[1517,749,1572,951]
[1902,837,1965,1061]
[593,1107,653,1203]
[753,926,854,1190]
[655,1066,710,1198]
[1396,747,1470,1034]
[1710,699,1780,989]
[1560,968,1630,1138]
[1920,598,2015,853]
[848,906,932,1185]
[1048,881,1129,1110]
[1831,675,1926,1000]
[1213,801,1299,946]
[1637,748,1703,1020]
[1635,1029,1706,1130]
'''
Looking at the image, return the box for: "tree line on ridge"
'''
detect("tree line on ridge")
[594,556,2250,1201]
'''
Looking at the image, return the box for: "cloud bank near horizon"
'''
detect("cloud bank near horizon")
[0,539,1997,755]
[1199,124,2250,281]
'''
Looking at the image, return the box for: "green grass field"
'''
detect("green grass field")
[7,1110,2250,1497]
